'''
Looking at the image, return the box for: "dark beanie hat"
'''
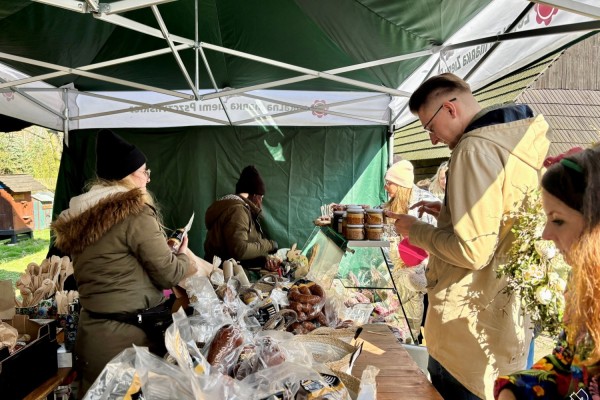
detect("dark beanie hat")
[96,129,147,181]
[235,165,266,195]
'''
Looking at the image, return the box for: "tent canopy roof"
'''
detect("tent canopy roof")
[0,0,490,92]
[0,0,598,130]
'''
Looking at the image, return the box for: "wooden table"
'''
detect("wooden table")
[354,324,443,400]
[24,367,72,400]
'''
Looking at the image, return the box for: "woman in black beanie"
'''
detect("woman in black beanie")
[204,165,279,280]
[52,129,198,398]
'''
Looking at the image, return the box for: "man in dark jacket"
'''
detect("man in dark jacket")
[204,165,278,279]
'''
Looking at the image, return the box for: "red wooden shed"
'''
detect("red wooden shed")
[0,174,47,243]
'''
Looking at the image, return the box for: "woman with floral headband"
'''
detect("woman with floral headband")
[495,144,600,400]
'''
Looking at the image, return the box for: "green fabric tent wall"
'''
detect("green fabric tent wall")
[54,126,388,256]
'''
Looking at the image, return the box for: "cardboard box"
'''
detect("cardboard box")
[0,315,58,399]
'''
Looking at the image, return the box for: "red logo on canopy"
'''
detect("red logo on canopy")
[312,100,328,118]
[534,4,558,26]
[2,92,14,102]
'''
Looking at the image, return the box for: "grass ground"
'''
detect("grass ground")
[0,229,51,286]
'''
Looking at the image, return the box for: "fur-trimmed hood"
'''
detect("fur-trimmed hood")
[52,186,147,254]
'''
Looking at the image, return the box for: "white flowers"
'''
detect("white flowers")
[498,190,570,336]
[534,241,557,260]
[535,286,554,305]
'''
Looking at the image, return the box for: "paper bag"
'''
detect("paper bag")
[0,280,16,320]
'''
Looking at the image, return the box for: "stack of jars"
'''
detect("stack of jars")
[365,208,384,240]
[332,205,385,241]
[345,206,365,240]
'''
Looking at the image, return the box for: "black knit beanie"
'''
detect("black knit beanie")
[235,165,266,195]
[96,129,147,181]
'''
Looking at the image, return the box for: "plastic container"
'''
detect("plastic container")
[341,212,348,236]
[365,209,384,225]
[346,207,365,225]
[345,224,365,240]
[365,224,383,240]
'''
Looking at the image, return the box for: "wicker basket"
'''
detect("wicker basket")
[292,335,356,363]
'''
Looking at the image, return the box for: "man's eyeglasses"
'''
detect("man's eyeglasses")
[423,98,456,133]
[143,169,151,179]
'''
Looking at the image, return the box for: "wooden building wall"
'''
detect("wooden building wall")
[531,33,600,90]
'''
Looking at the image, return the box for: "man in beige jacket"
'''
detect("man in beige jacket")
[387,73,550,400]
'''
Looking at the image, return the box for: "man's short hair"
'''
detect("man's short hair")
[408,73,471,113]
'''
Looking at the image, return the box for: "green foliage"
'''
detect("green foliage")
[497,191,570,337]
[0,127,62,190]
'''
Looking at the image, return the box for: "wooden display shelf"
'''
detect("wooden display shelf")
[355,324,442,400]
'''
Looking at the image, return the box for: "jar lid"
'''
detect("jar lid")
[366,208,383,213]
[366,224,383,228]
[334,210,345,215]
[346,224,364,228]
[347,207,364,213]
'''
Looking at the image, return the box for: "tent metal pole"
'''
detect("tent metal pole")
[32,0,88,13]
[198,47,234,126]
[443,20,600,51]
[100,0,177,15]
[200,42,415,98]
[389,58,440,128]
[463,4,534,83]
[388,94,394,166]
[0,51,194,99]
[0,77,64,120]
[200,49,433,101]
[94,13,194,46]
[151,5,199,98]
[234,93,388,125]
[529,0,600,20]
[63,89,69,147]
[69,91,229,125]
[0,44,190,90]
[194,0,199,93]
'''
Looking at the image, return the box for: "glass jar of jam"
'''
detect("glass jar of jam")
[365,224,383,240]
[345,224,365,240]
[346,207,365,225]
[365,209,384,225]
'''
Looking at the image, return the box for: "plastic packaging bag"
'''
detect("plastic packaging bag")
[165,307,210,375]
[356,365,379,400]
[134,345,197,400]
[83,348,138,400]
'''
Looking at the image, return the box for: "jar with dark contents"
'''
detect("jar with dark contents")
[333,211,345,234]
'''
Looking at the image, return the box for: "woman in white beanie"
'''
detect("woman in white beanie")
[380,159,439,343]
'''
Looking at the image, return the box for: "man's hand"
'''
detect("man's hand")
[410,200,443,219]
[384,211,418,237]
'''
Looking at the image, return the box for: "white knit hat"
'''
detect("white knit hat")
[385,160,414,189]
